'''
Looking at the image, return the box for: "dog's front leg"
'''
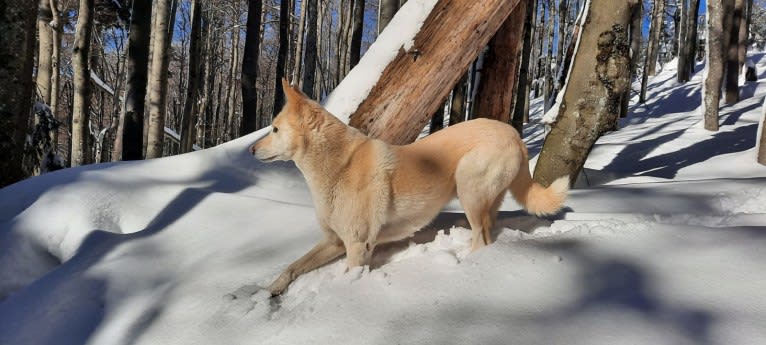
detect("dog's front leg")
[268,236,345,296]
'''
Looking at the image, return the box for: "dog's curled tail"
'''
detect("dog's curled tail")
[509,163,569,217]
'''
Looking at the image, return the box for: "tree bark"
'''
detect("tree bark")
[241,0,263,134]
[145,0,178,158]
[272,0,291,117]
[704,0,734,131]
[759,99,766,164]
[449,73,468,126]
[71,0,95,167]
[724,0,744,104]
[347,0,521,145]
[49,0,61,120]
[646,0,665,77]
[181,0,203,152]
[738,0,753,73]
[115,0,152,161]
[348,0,365,70]
[533,0,637,187]
[619,1,642,118]
[224,6,241,141]
[36,0,54,104]
[379,0,399,33]
[474,1,527,124]
[0,0,36,186]
[511,0,537,135]
[677,0,692,83]
[302,0,318,99]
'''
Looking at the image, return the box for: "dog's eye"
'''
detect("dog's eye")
[273,127,279,134]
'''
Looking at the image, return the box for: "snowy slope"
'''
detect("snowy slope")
[2,53,766,344]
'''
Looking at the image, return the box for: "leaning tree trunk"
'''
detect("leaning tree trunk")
[71,0,95,167]
[0,0,36,186]
[181,0,203,152]
[724,0,744,104]
[533,0,637,187]
[241,0,263,134]
[474,0,527,124]
[115,0,152,161]
[348,0,522,145]
[36,0,54,105]
[703,0,730,132]
[145,0,177,158]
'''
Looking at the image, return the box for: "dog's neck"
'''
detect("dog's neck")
[293,114,367,191]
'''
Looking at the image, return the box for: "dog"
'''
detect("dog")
[251,80,569,296]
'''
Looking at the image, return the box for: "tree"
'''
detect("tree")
[474,1,528,124]
[145,0,178,158]
[703,0,732,132]
[677,0,692,83]
[302,0,319,99]
[71,0,95,167]
[641,0,667,103]
[533,0,638,187]
[759,98,766,165]
[725,0,745,104]
[512,0,539,134]
[348,0,522,145]
[49,0,62,122]
[378,0,400,33]
[115,0,153,160]
[272,0,291,117]
[181,0,203,152]
[348,0,365,69]
[0,0,36,186]
[36,0,54,106]
[241,0,263,134]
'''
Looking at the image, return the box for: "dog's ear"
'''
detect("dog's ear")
[281,78,306,106]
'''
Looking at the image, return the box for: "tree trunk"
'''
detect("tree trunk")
[302,0,318,99]
[474,1,527,124]
[677,0,691,83]
[724,0,744,104]
[449,73,469,126]
[71,0,95,167]
[533,0,637,187]
[704,0,733,132]
[543,0,556,108]
[50,0,62,144]
[115,0,152,161]
[511,0,537,135]
[759,98,766,164]
[224,6,241,141]
[379,0,399,33]
[738,0,753,73]
[0,0,36,186]
[272,0,290,117]
[145,0,178,158]
[348,0,365,70]
[181,0,203,152]
[619,1,642,118]
[347,0,521,145]
[241,0,263,134]
[687,0,701,74]
[36,0,54,105]
[647,0,665,77]
[292,0,308,87]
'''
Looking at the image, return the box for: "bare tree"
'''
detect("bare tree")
[703,0,732,131]
[724,0,745,104]
[114,0,153,160]
[533,0,638,187]
[302,0,319,98]
[348,0,365,69]
[272,0,291,117]
[71,0,95,167]
[641,0,666,103]
[181,0,203,152]
[36,0,54,105]
[241,0,263,134]
[0,0,36,186]
[145,0,178,158]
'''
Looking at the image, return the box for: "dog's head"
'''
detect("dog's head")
[250,79,327,162]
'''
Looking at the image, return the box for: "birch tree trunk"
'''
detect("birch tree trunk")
[0,0,36,186]
[474,1,527,124]
[533,0,637,187]
[347,0,522,144]
[241,0,263,134]
[49,0,62,121]
[724,0,744,104]
[36,0,54,105]
[71,0,95,166]
[704,0,734,131]
[145,0,178,158]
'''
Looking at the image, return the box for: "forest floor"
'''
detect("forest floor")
[1,54,765,344]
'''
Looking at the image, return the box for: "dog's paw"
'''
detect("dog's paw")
[268,273,291,296]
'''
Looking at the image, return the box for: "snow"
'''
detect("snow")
[322,0,438,122]
[3,49,766,345]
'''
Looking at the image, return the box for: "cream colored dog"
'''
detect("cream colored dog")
[251,80,569,296]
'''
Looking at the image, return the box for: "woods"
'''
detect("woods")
[1,0,766,188]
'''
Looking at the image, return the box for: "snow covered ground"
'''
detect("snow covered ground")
[2,51,766,344]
